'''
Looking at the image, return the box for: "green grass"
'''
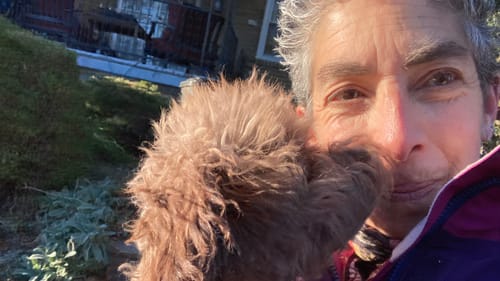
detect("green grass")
[85,76,170,158]
[0,16,99,189]
[0,16,170,191]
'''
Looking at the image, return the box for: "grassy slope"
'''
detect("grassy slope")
[0,16,170,190]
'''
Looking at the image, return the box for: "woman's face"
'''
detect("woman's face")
[307,0,498,238]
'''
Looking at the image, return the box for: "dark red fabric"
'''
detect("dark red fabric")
[444,187,500,240]
[333,247,354,281]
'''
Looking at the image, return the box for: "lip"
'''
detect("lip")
[390,180,442,202]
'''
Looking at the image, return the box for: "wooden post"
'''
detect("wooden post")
[200,0,213,67]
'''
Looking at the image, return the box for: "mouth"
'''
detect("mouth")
[390,179,443,202]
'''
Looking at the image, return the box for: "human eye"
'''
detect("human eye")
[413,68,465,102]
[326,88,367,104]
[417,68,461,89]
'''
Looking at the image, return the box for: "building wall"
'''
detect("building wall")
[230,0,290,89]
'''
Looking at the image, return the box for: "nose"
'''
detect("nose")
[370,82,424,162]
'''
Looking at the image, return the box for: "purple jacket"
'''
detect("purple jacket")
[331,146,500,281]
[376,145,500,280]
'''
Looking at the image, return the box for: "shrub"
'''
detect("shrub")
[482,120,500,155]
[12,179,130,281]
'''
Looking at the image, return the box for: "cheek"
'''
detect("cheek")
[429,103,483,170]
[312,111,367,148]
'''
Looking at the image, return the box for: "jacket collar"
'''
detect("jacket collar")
[390,145,500,261]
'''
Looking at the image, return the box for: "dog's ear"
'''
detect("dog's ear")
[125,71,316,281]
[295,146,389,280]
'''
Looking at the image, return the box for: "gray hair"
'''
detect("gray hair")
[276,0,499,106]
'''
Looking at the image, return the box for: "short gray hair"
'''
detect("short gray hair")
[276,0,499,106]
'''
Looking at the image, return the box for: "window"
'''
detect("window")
[256,0,282,62]
[110,0,168,60]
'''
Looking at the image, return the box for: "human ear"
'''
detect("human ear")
[480,75,499,141]
[296,105,319,146]
[296,105,306,118]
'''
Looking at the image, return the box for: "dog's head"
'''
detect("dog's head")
[125,72,389,281]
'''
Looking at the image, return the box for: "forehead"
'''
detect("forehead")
[310,0,468,71]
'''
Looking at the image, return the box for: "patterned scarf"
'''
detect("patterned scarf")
[347,225,400,281]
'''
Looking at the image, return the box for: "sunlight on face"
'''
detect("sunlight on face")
[308,0,493,238]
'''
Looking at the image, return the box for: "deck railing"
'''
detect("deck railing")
[6,0,235,77]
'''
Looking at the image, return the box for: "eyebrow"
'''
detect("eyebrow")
[316,62,371,83]
[315,41,469,83]
[404,41,469,68]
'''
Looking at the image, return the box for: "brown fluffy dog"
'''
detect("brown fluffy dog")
[124,73,389,281]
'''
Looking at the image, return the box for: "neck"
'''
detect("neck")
[365,218,415,241]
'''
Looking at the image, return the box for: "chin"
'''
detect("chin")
[368,195,436,239]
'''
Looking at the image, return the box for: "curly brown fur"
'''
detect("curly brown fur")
[124,72,390,281]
